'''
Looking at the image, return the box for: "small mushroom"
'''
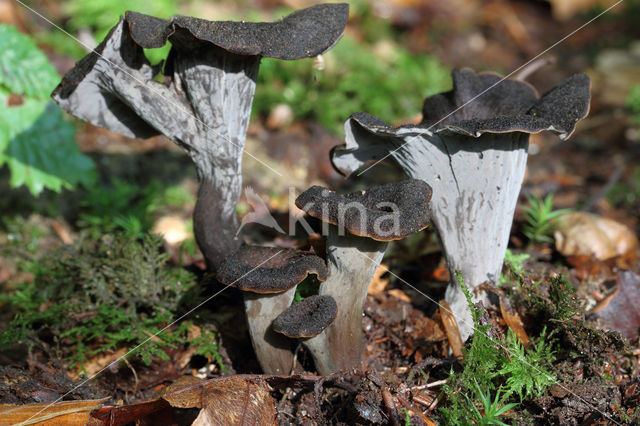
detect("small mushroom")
[331,69,591,340]
[272,295,338,375]
[295,179,432,373]
[217,245,328,375]
[51,4,349,270]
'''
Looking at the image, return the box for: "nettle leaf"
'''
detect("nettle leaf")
[0,98,95,195]
[0,24,60,99]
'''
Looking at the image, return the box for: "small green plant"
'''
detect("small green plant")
[627,84,640,127]
[607,166,640,207]
[466,380,518,426]
[78,178,195,238]
[497,328,556,400]
[403,408,413,426]
[499,249,531,286]
[1,234,223,371]
[0,24,95,195]
[530,275,581,322]
[440,272,557,424]
[521,194,571,245]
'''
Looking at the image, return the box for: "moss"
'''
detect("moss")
[1,233,223,371]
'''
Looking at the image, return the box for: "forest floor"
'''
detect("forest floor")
[2,0,640,424]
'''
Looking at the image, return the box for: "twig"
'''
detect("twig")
[582,163,625,212]
[400,378,448,393]
[382,388,401,426]
[514,56,556,81]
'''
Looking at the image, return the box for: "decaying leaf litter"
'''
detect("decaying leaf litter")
[1,0,640,424]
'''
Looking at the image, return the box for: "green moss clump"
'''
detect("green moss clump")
[1,233,223,371]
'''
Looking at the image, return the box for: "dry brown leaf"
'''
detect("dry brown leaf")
[387,289,411,303]
[265,103,293,130]
[368,264,390,296]
[68,348,127,380]
[152,215,191,245]
[439,300,463,359]
[594,271,640,339]
[555,212,638,260]
[89,399,172,426]
[499,297,530,348]
[0,398,109,426]
[547,0,619,20]
[162,375,277,425]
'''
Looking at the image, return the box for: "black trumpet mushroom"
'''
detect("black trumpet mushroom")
[273,295,338,375]
[217,245,328,375]
[295,179,432,373]
[331,68,591,340]
[51,4,349,270]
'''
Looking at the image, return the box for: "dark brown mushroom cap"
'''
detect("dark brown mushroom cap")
[217,246,328,294]
[125,3,349,59]
[272,295,337,338]
[295,179,432,241]
[344,69,590,141]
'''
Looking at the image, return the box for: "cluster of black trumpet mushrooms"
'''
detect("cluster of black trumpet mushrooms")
[52,3,591,375]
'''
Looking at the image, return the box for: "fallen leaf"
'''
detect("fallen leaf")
[439,300,463,359]
[265,103,293,130]
[594,271,640,339]
[163,375,277,425]
[555,212,638,260]
[89,399,173,426]
[0,398,109,425]
[152,215,191,245]
[387,289,411,303]
[368,264,390,296]
[547,0,619,20]
[69,348,127,380]
[500,297,530,348]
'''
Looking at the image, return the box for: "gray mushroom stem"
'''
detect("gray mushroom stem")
[244,287,297,375]
[399,132,529,338]
[300,331,336,374]
[318,228,387,371]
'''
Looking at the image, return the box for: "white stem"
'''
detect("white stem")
[311,226,387,373]
[392,132,529,340]
[244,286,297,375]
[302,332,337,375]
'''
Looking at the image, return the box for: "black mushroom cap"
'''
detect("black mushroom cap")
[217,246,328,294]
[295,179,432,241]
[343,68,591,141]
[272,295,338,338]
[125,3,349,59]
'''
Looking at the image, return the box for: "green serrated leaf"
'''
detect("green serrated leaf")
[0,24,60,99]
[0,100,95,195]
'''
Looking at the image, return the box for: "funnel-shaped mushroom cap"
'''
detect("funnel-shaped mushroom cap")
[295,179,432,241]
[52,4,349,140]
[420,69,591,139]
[217,246,328,294]
[126,3,349,58]
[273,295,338,338]
[338,69,590,148]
